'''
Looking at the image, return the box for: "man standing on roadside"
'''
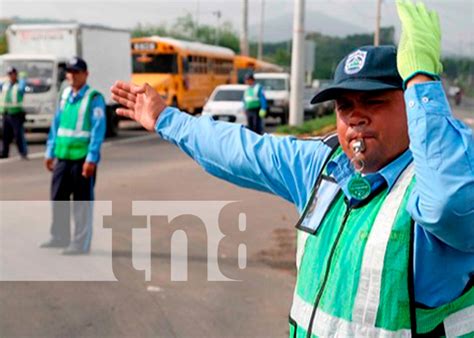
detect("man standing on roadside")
[41,57,106,255]
[0,66,28,159]
[243,73,267,134]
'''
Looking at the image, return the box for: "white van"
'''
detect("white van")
[254,72,290,124]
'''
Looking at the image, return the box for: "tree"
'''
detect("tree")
[0,33,7,55]
[132,14,240,53]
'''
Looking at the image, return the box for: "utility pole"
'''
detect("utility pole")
[213,10,222,45]
[240,0,249,56]
[289,0,305,126]
[258,0,265,60]
[374,0,382,46]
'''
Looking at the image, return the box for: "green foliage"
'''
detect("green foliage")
[443,57,472,77]
[0,33,7,55]
[276,113,337,136]
[132,13,239,52]
[131,23,167,38]
[271,49,291,67]
[442,56,474,90]
[306,27,395,79]
[262,27,395,78]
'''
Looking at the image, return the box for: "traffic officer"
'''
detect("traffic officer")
[243,73,267,134]
[111,1,473,336]
[0,66,28,159]
[41,57,106,255]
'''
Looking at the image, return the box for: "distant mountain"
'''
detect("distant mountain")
[250,10,370,42]
[249,6,472,58]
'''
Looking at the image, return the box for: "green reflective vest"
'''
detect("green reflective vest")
[289,145,474,337]
[54,86,101,160]
[244,84,262,110]
[0,82,24,115]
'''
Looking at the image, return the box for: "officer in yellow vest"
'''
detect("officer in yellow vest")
[111,1,473,336]
[41,57,106,255]
[0,66,28,159]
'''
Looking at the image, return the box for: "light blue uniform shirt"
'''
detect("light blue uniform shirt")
[45,84,106,164]
[156,81,474,308]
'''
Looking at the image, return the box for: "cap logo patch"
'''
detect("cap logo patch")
[344,50,367,75]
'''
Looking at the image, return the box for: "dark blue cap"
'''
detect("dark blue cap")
[245,72,255,81]
[311,45,403,104]
[6,66,17,74]
[66,57,88,72]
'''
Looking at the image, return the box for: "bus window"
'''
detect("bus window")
[132,54,178,74]
[182,57,189,73]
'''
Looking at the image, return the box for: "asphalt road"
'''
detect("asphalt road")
[0,120,297,338]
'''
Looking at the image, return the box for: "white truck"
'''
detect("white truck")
[254,72,291,124]
[0,24,132,136]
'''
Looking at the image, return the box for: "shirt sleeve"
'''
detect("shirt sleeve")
[18,79,27,96]
[156,107,330,211]
[85,95,107,164]
[45,107,61,159]
[259,86,268,110]
[405,81,474,252]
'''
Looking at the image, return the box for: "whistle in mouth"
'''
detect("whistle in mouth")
[352,139,366,154]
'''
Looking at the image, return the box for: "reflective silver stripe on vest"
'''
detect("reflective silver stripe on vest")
[57,128,91,138]
[444,305,474,338]
[1,82,20,108]
[76,88,93,132]
[244,84,261,101]
[352,163,415,326]
[58,87,94,139]
[291,293,412,337]
[11,84,18,104]
[296,231,309,269]
[60,86,72,110]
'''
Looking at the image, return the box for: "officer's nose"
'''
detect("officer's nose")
[348,110,369,128]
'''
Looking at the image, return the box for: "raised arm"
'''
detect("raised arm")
[397,0,474,252]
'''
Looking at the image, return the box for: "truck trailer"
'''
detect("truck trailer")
[0,23,132,136]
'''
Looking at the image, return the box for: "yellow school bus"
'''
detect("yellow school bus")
[131,36,236,114]
[234,55,284,83]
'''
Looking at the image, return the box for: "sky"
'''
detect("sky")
[1,0,473,57]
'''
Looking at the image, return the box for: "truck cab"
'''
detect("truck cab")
[0,54,66,132]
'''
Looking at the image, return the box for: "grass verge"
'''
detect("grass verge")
[275,113,337,137]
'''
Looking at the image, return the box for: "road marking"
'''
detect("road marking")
[0,134,158,165]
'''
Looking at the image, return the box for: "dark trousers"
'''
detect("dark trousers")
[50,158,96,252]
[245,108,263,135]
[1,114,28,158]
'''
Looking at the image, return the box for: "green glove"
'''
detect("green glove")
[259,109,267,118]
[396,0,443,85]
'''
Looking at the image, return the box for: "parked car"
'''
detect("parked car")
[202,84,248,125]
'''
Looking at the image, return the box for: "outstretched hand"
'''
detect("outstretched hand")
[111,81,167,131]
